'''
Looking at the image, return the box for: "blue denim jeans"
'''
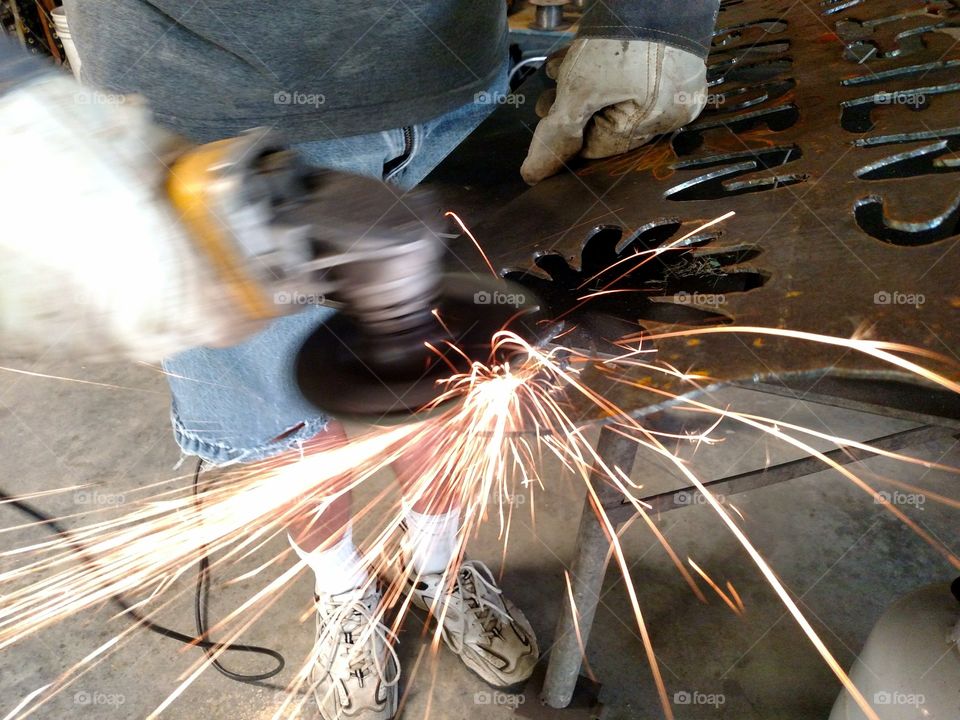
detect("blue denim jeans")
[162,63,509,464]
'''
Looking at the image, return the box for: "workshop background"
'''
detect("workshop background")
[1,0,958,719]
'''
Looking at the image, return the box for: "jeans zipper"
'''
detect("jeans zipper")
[383,126,416,180]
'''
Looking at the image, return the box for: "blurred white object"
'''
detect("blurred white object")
[51,7,82,80]
[829,582,960,720]
[0,71,271,361]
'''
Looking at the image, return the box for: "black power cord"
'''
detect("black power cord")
[0,457,285,685]
[190,458,285,683]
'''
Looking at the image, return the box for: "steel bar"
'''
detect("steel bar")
[606,424,955,525]
[739,377,960,429]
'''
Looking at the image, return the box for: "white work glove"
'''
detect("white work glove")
[521,38,708,184]
[0,73,278,362]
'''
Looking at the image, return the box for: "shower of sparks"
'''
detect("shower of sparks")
[1,302,958,718]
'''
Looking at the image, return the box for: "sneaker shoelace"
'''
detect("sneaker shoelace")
[443,560,514,652]
[315,593,401,693]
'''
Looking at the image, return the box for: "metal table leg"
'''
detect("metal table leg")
[540,424,639,709]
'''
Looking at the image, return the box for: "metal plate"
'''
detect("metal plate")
[427,0,960,416]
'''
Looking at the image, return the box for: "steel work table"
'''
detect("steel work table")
[422,0,960,712]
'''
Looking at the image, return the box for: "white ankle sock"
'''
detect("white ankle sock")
[401,506,461,575]
[289,524,368,597]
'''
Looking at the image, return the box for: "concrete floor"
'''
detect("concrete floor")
[0,359,957,719]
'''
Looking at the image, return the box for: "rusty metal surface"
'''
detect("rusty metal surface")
[429,0,960,416]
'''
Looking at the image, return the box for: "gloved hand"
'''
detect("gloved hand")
[521,38,708,184]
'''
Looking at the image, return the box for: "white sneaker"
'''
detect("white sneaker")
[407,560,539,689]
[310,584,399,720]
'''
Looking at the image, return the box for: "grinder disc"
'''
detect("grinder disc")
[295,274,546,421]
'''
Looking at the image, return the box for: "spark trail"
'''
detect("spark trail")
[0,325,957,720]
